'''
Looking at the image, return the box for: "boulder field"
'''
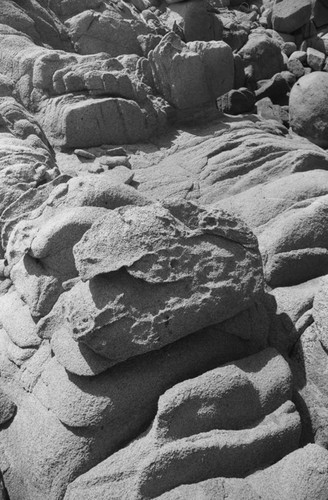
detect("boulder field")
[1,0,328,499]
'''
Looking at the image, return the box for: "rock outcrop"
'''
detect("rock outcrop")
[1,0,328,499]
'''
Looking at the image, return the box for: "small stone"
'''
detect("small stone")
[256,97,287,125]
[287,59,305,78]
[74,149,96,160]
[255,73,290,104]
[282,41,297,57]
[100,156,131,169]
[101,146,128,156]
[217,88,256,115]
[280,70,297,87]
[289,51,307,64]
[307,47,325,71]
[87,164,105,174]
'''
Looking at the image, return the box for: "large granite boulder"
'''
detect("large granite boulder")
[289,72,328,148]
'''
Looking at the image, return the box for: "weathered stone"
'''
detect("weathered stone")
[258,194,328,287]
[306,47,325,71]
[0,386,15,425]
[256,97,288,125]
[134,118,328,206]
[36,201,264,364]
[214,169,328,231]
[287,59,305,78]
[312,274,328,352]
[163,0,217,42]
[239,32,284,81]
[217,88,256,114]
[289,72,328,148]
[248,444,328,500]
[282,41,297,57]
[74,149,95,160]
[155,444,328,500]
[289,51,307,64]
[40,96,157,148]
[149,32,210,109]
[149,33,233,109]
[0,289,40,347]
[255,73,290,104]
[268,277,320,353]
[65,5,149,56]
[64,349,300,500]
[291,323,328,446]
[188,40,234,99]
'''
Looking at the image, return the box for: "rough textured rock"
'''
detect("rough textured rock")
[38,201,263,365]
[306,47,325,71]
[156,444,328,500]
[0,23,168,148]
[134,118,328,206]
[149,33,233,109]
[248,443,328,500]
[2,2,328,499]
[291,323,328,446]
[312,274,328,351]
[64,349,300,500]
[0,387,15,425]
[188,40,234,99]
[161,0,220,42]
[289,72,328,148]
[65,4,150,57]
[257,194,328,287]
[0,327,264,500]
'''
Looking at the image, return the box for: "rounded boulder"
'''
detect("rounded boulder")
[289,72,328,148]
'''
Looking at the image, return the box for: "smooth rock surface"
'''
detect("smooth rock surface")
[290,72,328,148]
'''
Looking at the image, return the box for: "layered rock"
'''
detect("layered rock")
[64,348,301,499]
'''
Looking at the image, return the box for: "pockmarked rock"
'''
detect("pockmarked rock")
[38,201,264,365]
[289,72,328,148]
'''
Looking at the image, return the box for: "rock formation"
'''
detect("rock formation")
[1,0,328,499]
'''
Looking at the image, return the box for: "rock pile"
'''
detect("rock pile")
[1,0,328,499]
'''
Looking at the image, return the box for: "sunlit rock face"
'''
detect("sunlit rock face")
[1,0,328,499]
